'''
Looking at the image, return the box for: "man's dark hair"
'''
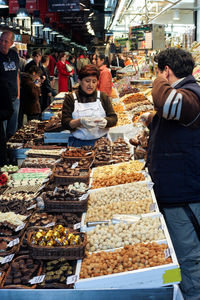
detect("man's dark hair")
[32,49,42,57]
[27,65,42,76]
[98,53,105,61]
[78,64,100,80]
[154,48,195,78]
[41,55,49,64]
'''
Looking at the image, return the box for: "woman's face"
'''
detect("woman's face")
[61,54,67,62]
[92,54,97,65]
[79,76,98,94]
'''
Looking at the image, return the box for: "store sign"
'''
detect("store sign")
[48,0,80,12]
[60,13,84,24]
[9,0,37,14]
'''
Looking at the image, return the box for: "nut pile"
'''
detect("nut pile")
[89,182,152,207]
[86,218,165,252]
[92,161,145,189]
[85,199,152,223]
[80,243,172,278]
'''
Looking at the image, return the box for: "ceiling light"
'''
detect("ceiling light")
[32,11,43,27]
[42,17,52,32]
[80,2,86,7]
[50,30,58,35]
[16,7,30,19]
[0,0,8,8]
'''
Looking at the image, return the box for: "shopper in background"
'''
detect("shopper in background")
[41,55,53,111]
[76,51,90,73]
[68,55,78,85]
[56,52,74,93]
[144,48,200,300]
[12,46,26,72]
[20,65,42,121]
[24,48,42,73]
[110,53,125,77]
[61,64,117,147]
[0,30,20,140]
[0,78,13,166]
[96,53,113,97]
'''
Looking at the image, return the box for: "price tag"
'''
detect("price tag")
[85,152,92,156]
[71,162,79,169]
[74,223,81,230]
[158,224,164,231]
[66,274,78,285]
[1,254,14,264]
[164,248,171,259]
[43,222,55,228]
[15,223,25,232]
[79,193,88,201]
[149,203,156,212]
[147,181,154,190]
[27,204,37,211]
[53,187,58,195]
[8,238,20,248]
[29,275,45,285]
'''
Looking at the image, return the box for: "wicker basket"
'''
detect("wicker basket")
[1,255,43,289]
[27,229,86,260]
[43,194,88,213]
[53,169,90,185]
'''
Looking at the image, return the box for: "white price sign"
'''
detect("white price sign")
[43,222,55,228]
[15,223,25,232]
[66,274,78,285]
[29,275,45,285]
[79,193,88,201]
[8,238,20,248]
[71,162,79,169]
[74,223,81,230]
[1,254,15,264]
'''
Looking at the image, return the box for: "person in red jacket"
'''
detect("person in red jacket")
[96,53,113,97]
[56,52,74,93]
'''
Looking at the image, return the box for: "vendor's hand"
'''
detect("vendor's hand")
[95,118,107,129]
[80,117,96,129]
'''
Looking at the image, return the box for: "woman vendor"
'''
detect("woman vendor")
[61,64,117,147]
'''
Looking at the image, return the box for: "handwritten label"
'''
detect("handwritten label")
[15,223,25,232]
[53,187,58,195]
[66,274,78,285]
[1,254,15,264]
[27,204,37,211]
[71,162,79,169]
[149,203,156,212]
[79,193,88,201]
[8,238,20,248]
[147,181,154,190]
[74,223,81,230]
[164,248,171,259]
[29,275,45,285]
[43,222,55,228]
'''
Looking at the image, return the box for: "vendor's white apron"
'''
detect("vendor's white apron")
[72,91,108,140]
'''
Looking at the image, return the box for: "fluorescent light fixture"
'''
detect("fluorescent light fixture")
[42,26,52,32]
[89,12,94,17]
[0,0,8,8]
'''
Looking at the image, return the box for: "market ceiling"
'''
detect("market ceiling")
[0,0,197,48]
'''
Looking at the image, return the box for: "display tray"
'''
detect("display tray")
[27,229,86,260]
[74,226,181,289]
[0,236,21,257]
[81,181,159,228]
[1,255,43,289]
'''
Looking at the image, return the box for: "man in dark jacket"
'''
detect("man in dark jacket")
[146,48,200,299]
[0,78,13,166]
